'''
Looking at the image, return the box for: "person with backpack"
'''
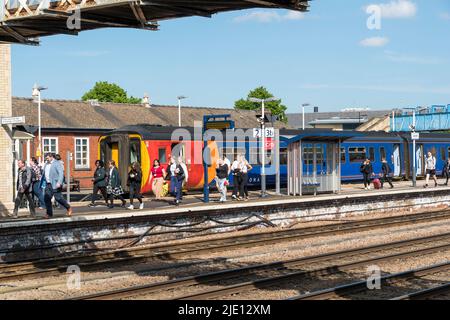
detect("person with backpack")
[215,158,229,202]
[442,158,450,186]
[12,160,36,219]
[231,155,242,200]
[380,157,394,189]
[30,157,45,209]
[106,160,126,209]
[127,162,144,210]
[360,158,374,190]
[169,157,186,206]
[88,160,108,207]
[424,151,438,188]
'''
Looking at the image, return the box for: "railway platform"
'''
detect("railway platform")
[0,180,449,262]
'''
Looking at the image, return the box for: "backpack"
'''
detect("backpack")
[176,164,185,181]
[29,167,37,183]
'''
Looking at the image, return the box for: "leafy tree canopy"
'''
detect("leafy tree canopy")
[234,86,287,123]
[82,81,141,104]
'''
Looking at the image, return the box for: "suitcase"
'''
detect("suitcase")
[373,178,382,189]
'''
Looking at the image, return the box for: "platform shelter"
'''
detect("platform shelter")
[286,130,361,196]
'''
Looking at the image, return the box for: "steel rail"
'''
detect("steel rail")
[71,233,450,300]
[290,262,450,300]
[1,209,449,282]
[390,282,450,300]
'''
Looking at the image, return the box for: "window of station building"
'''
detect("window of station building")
[341,148,346,163]
[369,147,375,162]
[74,138,89,169]
[43,137,58,155]
[380,147,386,161]
[158,148,167,164]
[349,147,366,163]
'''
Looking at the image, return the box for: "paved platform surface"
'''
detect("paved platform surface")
[1,179,448,226]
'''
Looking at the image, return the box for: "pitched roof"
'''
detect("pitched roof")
[12,97,289,131]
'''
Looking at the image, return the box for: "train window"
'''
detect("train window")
[249,147,260,165]
[441,147,446,161]
[158,148,167,164]
[369,147,375,161]
[171,143,185,162]
[380,147,386,161]
[340,148,346,163]
[349,147,366,163]
[130,140,141,165]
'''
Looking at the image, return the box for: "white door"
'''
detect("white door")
[393,145,401,176]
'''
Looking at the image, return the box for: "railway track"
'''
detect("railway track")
[70,233,450,300]
[290,262,450,300]
[1,209,449,282]
[390,282,450,300]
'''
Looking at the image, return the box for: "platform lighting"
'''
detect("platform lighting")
[301,103,311,130]
[248,96,278,198]
[32,84,48,163]
[177,96,187,127]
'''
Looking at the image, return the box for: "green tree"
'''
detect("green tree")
[82,81,141,104]
[234,86,287,123]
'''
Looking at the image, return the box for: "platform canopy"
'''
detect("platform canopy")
[0,0,310,45]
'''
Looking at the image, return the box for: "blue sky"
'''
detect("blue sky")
[11,0,450,112]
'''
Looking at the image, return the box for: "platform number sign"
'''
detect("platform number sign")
[411,132,420,140]
[253,127,275,138]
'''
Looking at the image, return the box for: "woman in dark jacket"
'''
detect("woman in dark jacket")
[360,159,374,190]
[106,160,126,209]
[127,162,144,210]
[89,160,108,207]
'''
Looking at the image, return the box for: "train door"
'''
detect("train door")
[392,144,401,176]
[111,142,119,167]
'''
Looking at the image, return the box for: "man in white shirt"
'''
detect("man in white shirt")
[424,152,437,188]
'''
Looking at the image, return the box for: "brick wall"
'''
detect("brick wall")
[0,44,14,215]
[25,132,102,189]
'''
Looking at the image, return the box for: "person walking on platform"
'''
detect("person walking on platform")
[231,156,242,200]
[360,159,374,190]
[442,158,450,186]
[106,160,126,209]
[88,160,108,207]
[239,155,253,201]
[168,157,178,197]
[424,152,438,188]
[12,160,36,219]
[43,153,72,218]
[215,158,229,202]
[151,159,166,200]
[380,157,394,189]
[127,162,144,210]
[30,157,45,209]
[173,157,186,206]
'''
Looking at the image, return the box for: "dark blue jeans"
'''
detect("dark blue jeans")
[170,176,177,196]
[175,179,183,201]
[44,184,70,217]
[33,181,45,208]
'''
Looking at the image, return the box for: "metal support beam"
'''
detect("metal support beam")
[142,1,212,18]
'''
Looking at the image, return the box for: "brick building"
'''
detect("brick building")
[12,97,287,189]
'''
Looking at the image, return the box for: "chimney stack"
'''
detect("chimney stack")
[142,93,151,108]
[314,106,319,113]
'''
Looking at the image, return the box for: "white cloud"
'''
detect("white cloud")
[360,37,389,47]
[439,12,450,20]
[67,50,109,57]
[384,50,442,65]
[367,0,417,19]
[299,83,450,95]
[233,10,305,23]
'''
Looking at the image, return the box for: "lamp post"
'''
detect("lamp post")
[404,107,417,187]
[177,96,187,127]
[249,96,278,197]
[302,103,311,130]
[32,84,47,163]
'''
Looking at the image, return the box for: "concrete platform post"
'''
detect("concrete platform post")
[0,44,14,216]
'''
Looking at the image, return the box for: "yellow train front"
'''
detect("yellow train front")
[98,125,219,194]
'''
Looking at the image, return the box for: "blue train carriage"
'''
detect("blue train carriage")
[340,132,405,181]
[398,132,450,178]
